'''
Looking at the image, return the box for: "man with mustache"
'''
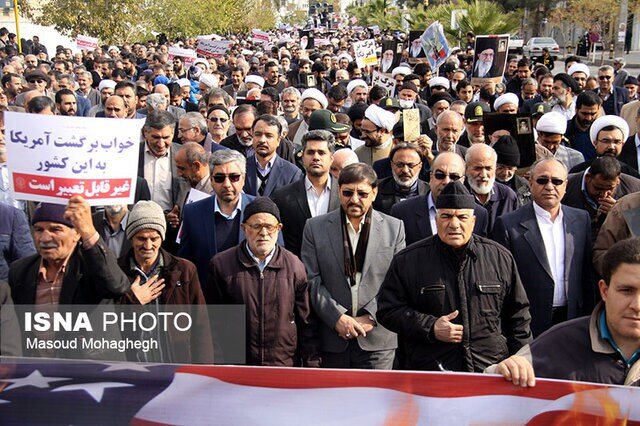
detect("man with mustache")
[355,104,398,166]
[301,163,405,369]
[464,143,518,233]
[565,92,603,162]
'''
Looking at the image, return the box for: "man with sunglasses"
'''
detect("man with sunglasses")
[492,158,595,337]
[595,65,629,117]
[301,163,405,369]
[179,149,254,287]
[390,151,489,245]
[209,197,320,367]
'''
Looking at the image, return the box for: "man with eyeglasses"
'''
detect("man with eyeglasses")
[492,158,595,337]
[209,197,320,367]
[571,115,640,178]
[378,180,532,371]
[595,65,629,117]
[179,149,254,286]
[372,143,429,215]
[391,151,489,245]
[301,163,405,369]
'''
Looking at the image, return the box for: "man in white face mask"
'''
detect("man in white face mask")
[397,82,432,133]
[492,134,531,207]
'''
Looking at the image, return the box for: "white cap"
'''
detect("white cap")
[493,93,520,111]
[535,111,567,134]
[428,76,450,89]
[346,79,368,95]
[364,104,397,131]
[589,115,630,143]
[199,73,219,89]
[193,58,209,69]
[98,79,116,92]
[338,53,353,62]
[245,75,265,88]
[176,78,191,88]
[391,66,411,78]
[567,63,590,78]
[300,88,328,109]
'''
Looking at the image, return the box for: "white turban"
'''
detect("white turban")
[493,93,520,111]
[176,78,191,88]
[391,66,411,78]
[338,53,353,62]
[98,79,116,92]
[245,75,265,88]
[567,63,590,78]
[193,58,209,69]
[589,115,630,143]
[535,111,567,134]
[199,73,218,89]
[300,88,328,109]
[364,104,397,131]
[428,76,450,89]
[346,79,368,95]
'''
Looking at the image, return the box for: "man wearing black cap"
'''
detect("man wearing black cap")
[624,76,639,101]
[378,181,532,371]
[273,129,340,258]
[426,92,454,133]
[493,135,531,206]
[458,101,489,148]
[209,197,320,366]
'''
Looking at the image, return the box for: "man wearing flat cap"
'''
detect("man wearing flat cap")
[209,197,320,366]
[355,104,398,166]
[536,111,584,170]
[378,181,532,371]
[301,163,405,369]
[8,197,132,357]
[118,200,213,364]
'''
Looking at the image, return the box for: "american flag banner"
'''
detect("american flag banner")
[0,357,639,425]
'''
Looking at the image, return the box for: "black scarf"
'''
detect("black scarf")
[341,207,372,287]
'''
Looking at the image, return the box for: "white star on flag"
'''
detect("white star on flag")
[99,362,153,373]
[2,370,71,391]
[51,382,133,403]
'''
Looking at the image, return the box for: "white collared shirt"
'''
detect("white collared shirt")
[255,155,276,191]
[427,192,437,233]
[143,145,172,211]
[305,176,332,217]
[635,134,640,170]
[346,216,366,316]
[214,195,241,220]
[551,101,575,120]
[532,201,567,307]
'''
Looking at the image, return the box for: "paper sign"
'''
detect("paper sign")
[353,39,377,69]
[176,188,211,243]
[403,109,421,142]
[252,29,270,44]
[76,35,98,51]
[470,34,510,86]
[168,46,197,68]
[371,71,396,95]
[5,112,144,206]
[196,39,231,58]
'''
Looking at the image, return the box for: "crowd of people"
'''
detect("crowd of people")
[0,25,639,387]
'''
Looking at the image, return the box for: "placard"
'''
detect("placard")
[353,39,378,69]
[196,39,232,58]
[471,34,510,86]
[76,35,98,51]
[5,112,144,205]
[371,70,396,95]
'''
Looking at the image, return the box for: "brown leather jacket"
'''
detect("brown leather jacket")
[208,243,320,367]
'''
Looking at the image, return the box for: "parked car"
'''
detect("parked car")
[523,37,560,60]
[509,37,524,54]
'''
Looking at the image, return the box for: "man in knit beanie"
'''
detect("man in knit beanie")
[119,200,213,364]
[492,134,531,206]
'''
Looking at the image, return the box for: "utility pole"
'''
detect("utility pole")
[615,0,629,57]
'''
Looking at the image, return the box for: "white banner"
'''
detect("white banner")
[5,112,144,206]
[76,35,99,51]
[252,29,270,44]
[196,39,232,58]
[371,70,396,94]
[168,46,197,68]
[353,39,377,69]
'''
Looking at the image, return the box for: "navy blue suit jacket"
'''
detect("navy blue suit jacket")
[389,191,489,246]
[178,194,254,285]
[243,154,303,197]
[491,203,596,337]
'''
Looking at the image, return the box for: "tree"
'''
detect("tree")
[347,0,404,29]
